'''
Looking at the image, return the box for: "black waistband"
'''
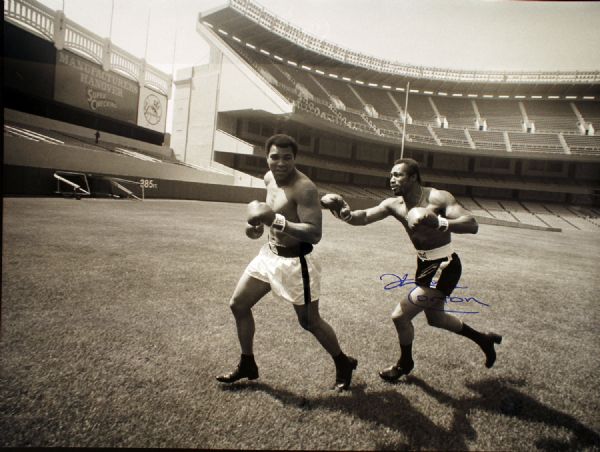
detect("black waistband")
[269,242,313,258]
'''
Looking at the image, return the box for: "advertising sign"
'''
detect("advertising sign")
[137,86,167,133]
[54,49,139,123]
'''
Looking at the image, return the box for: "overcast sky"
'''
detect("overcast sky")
[36,0,600,76]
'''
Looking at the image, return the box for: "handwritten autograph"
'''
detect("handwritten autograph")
[379,273,490,314]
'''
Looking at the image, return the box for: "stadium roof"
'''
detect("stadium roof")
[199,0,600,98]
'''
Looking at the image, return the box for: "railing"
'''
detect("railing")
[63,19,104,65]
[4,0,172,96]
[110,46,143,82]
[144,65,172,96]
[4,0,54,41]
[229,0,600,85]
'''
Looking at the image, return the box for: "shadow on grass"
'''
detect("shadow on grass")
[219,377,600,450]
[410,377,600,451]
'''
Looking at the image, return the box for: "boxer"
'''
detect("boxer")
[216,134,357,391]
[322,158,501,381]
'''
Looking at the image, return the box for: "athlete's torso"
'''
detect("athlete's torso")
[385,187,452,250]
[265,170,318,248]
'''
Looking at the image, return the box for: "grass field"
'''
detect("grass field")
[1,197,599,450]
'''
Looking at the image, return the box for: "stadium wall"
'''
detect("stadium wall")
[3,20,166,146]
[3,164,266,204]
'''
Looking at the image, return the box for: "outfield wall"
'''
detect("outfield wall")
[3,164,267,203]
[3,135,233,185]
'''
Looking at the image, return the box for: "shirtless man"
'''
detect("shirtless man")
[216,134,357,391]
[321,158,501,381]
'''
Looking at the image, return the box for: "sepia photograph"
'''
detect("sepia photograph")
[2,0,599,449]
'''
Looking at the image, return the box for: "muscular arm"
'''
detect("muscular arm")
[435,190,478,234]
[283,183,322,243]
[249,174,321,243]
[346,199,393,226]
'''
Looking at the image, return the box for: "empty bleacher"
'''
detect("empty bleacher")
[222,36,600,159]
[476,99,523,131]
[469,129,507,152]
[543,204,599,231]
[434,127,472,148]
[521,201,585,230]
[353,85,401,117]
[405,123,437,145]
[524,100,579,133]
[569,206,600,227]
[475,198,518,222]
[397,93,436,124]
[316,182,373,199]
[575,101,600,127]
[315,76,363,110]
[433,96,476,129]
[508,131,565,154]
[455,196,494,219]
[564,134,600,155]
[5,123,65,144]
[498,200,548,227]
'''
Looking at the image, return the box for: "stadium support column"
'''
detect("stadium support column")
[400,82,409,159]
[184,48,223,168]
[171,71,192,161]
[53,10,66,50]
[102,39,112,72]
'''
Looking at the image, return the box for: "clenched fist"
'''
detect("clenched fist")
[245,223,264,240]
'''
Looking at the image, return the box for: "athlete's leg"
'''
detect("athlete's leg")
[457,323,502,368]
[294,300,357,390]
[379,289,424,381]
[420,287,463,333]
[230,272,271,355]
[392,289,426,344]
[294,300,341,356]
[216,272,270,383]
[418,286,502,368]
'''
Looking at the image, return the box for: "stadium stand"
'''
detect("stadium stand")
[434,127,473,148]
[564,134,600,155]
[520,201,586,230]
[433,96,476,129]
[469,129,508,152]
[575,101,600,128]
[542,204,598,231]
[507,131,566,154]
[455,196,495,219]
[4,0,600,226]
[523,100,579,133]
[353,85,401,118]
[474,198,518,222]
[475,99,524,131]
[498,200,552,228]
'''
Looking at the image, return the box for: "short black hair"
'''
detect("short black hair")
[265,134,298,157]
[393,158,422,184]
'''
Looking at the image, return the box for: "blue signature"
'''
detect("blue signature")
[379,273,490,315]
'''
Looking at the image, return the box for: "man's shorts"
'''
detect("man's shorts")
[415,252,462,297]
[244,242,321,305]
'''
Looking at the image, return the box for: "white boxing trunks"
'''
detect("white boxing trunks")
[244,242,321,305]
